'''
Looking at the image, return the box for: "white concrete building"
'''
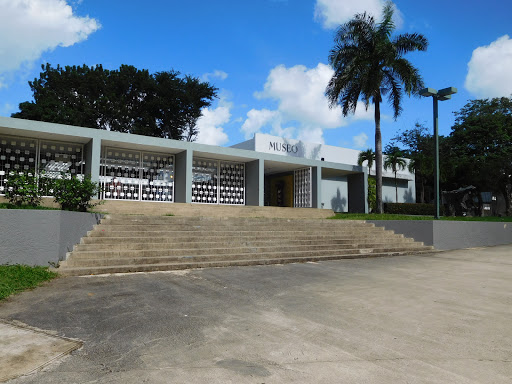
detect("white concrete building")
[0,117,415,213]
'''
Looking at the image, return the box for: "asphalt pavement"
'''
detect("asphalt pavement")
[1,245,511,383]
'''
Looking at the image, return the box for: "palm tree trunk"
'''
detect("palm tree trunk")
[395,171,398,203]
[375,100,383,213]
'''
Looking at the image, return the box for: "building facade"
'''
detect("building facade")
[0,117,415,212]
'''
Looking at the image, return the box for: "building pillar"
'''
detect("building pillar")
[348,171,368,213]
[175,149,192,203]
[83,138,101,183]
[245,159,264,206]
[312,166,322,208]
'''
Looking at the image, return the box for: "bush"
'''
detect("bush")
[367,177,376,213]
[4,172,42,207]
[384,203,445,216]
[53,175,99,212]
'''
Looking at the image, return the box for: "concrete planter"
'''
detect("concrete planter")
[0,210,103,266]
[368,220,512,250]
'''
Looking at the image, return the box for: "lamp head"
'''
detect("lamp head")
[419,87,438,97]
[438,87,457,97]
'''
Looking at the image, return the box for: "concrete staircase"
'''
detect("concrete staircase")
[57,215,434,276]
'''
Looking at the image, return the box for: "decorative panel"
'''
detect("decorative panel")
[100,148,175,202]
[219,161,244,205]
[191,158,218,204]
[100,149,141,200]
[191,158,245,205]
[141,153,174,202]
[294,167,312,208]
[38,140,84,195]
[0,136,38,194]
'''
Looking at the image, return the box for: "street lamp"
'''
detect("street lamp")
[419,86,457,219]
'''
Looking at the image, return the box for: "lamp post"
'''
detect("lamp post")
[419,87,457,219]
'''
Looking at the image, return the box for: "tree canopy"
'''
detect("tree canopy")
[447,97,512,214]
[325,1,427,213]
[391,97,512,215]
[390,123,435,203]
[12,64,217,141]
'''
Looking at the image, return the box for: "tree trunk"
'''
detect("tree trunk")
[395,171,398,203]
[502,183,512,216]
[420,176,425,203]
[375,100,383,213]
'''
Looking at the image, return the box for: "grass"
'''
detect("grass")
[0,265,58,300]
[329,213,512,222]
[0,202,59,210]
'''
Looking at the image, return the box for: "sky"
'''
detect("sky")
[0,0,511,151]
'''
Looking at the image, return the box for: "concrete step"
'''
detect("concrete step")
[94,201,335,218]
[74,237,416,251]
[98,216,367,225]
[80,232,403,244]
[69,241,428,260]
[92,222,374,232]
[56,249,436,276]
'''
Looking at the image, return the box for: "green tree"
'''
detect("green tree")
[384,146,407,203]
[12,64,217,141]
[325,1,427,213]
[447,97,512,215]
[390,123,435,203]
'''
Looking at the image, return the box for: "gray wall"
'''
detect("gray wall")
[245,159,263,206]
[322,177,348,212]
[0,210,102,266]
[382,178,415,204]
[174,150,191,203]
[369,220,512,250]
[312,167,321,208]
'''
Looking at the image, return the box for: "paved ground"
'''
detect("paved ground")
[1,245,511,383]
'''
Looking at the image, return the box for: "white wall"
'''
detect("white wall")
[251,133,415,182]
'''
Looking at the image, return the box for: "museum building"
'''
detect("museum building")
[0,116,416,212]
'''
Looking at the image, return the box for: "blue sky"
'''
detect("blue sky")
[1,0,511,150]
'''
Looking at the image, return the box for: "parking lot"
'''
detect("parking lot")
[1,245,511,383]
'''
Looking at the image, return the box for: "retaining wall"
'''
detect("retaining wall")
[0,210,102,266]
[368,220,512,250]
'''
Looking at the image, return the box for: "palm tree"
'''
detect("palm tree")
[325,1,427,213]
[358,148,376,211]
[384,147,407,203]
[357,148,375,171]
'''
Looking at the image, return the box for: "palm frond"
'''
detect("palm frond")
[393,33,428,55]
[391,58,424,96]
[377,1,395,37]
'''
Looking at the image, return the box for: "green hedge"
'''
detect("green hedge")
[383,203,445,216]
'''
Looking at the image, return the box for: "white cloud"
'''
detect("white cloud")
[195,99,231,146]
[202,70,228,82]
[352,132,369,148]
[465,35,512,98]
[241,109,279,139]
[0,0,100,75]
[314,0,403,30]
[298,127,325,144]
[244,63,373,143]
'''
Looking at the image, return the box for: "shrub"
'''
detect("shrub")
[4,171,42,207]
[384,203,445,216]
[368,177,376,213]
[53,175,99,212]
